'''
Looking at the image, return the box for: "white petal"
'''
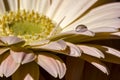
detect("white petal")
[91,27,118,33]
[53,0,97,27]
[79,3,120,24]
[86,18,120,29]
[63,3,120,32]
[66,42,82,57]
[103,46,120,57]
[20,0,37,11]
[37,53,66,79]
[35,0,50,14]
[79,45,104,58]
[60,0,97,28]
[7,0,18,11]
[46,0,63,18]
[0,0,5,14]
[62,18,120,32]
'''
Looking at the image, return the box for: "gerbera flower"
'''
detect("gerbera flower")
[0,0,120,80]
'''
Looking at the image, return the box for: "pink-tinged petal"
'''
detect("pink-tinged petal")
[12,62,39,80]
[81,54,109,75]
[78,45,104,58]
[0,48,9,55]
[37,53,66,79]
[0,55,20,77]
[10,47,36,64]
[35,40,67,51]
[0,36,25,45]
[66,42,82,57]
[91,62,109,75]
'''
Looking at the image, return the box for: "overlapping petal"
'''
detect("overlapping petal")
[37,52,66,79]
[10,47,36,64]
[78,45,104,58]
[89,44,120,64]
[0,0,120,80]
[66,42,82,57]
[0,54,20,77]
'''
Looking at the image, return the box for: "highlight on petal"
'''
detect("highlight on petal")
[0,36,25,46]
[12,62,39,80]
[37,52,66,79]
[66,42,82,57]
[0,55,20,77]
[81,54,109,75]
[10,47,36,64]
[78,45,104,58]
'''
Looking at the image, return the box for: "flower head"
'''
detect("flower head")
[0,0,120,80]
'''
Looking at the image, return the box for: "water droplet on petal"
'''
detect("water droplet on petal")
[75,25,88,32]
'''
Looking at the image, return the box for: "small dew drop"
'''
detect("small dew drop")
[75,24,88,32]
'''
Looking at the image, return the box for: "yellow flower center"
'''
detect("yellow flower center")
[0,10,61,44]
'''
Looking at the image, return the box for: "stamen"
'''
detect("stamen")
[0,10,61,44]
